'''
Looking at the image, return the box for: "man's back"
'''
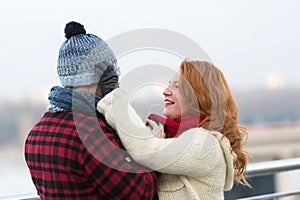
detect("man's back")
[25,110,159,200]
[25,21,160,199]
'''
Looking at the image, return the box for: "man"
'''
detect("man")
[24,21,160,199]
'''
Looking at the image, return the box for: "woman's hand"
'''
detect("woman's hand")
[146,119,166,138]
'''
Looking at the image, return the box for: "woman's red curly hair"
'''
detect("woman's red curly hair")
[178,60,250,187]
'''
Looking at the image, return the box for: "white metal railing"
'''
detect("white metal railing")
[237,189,300,200]
[245,157,300,177]
[0,193,39,200]
[1,157,300,200]
[237,157,300,200]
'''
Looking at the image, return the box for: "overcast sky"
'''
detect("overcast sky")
[1,0,300,102]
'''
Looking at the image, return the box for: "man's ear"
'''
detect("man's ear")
[96,84,103,97]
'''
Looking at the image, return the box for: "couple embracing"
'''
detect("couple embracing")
[25,21,250,200]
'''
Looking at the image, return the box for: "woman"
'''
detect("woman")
[97,60,250,199]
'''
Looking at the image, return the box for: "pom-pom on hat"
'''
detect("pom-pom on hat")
[57,21,120,87]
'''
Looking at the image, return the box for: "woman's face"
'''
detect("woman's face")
[162,73,190,120]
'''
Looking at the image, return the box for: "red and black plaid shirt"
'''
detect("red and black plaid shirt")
[25,111,160,200]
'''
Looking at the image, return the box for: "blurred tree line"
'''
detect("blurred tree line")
[1,88,300,143]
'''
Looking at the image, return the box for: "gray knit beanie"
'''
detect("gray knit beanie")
[57,21,120,87]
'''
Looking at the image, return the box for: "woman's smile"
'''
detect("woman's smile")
[164,99,175,107]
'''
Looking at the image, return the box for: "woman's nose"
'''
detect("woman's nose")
[163,87,172,96]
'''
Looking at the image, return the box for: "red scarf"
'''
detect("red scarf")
[148,113,203,138]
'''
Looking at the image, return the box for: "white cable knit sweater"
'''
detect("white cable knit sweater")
[97,89,235,200]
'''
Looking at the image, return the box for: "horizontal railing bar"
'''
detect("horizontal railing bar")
[246,157,300,177]
[0,192,39,200]
[2,157,300,200]
[237,189,300,200]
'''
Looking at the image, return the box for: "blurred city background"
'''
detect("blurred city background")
[1,0,300,199]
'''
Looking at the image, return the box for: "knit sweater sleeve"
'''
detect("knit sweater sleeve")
[97,89,224,177]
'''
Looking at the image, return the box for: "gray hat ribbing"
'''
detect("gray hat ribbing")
[57,22,120,87]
